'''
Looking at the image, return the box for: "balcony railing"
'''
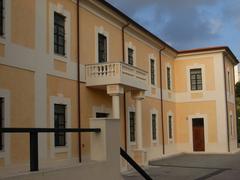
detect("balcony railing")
[86,62,148,90]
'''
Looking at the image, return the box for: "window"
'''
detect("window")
[96,112,109,118]
[151,114,157,141]
[128,48,134,65]
[190,68,202,91]
[230,114,234,136]
[168,115,173,140]
[0,98,3,151]
[54,12,65,56]
[98,33,107,63]
[167,67,171,90]
[150,59,155,85]
[54,104,66,147]
[228,71,231,94]
[0,0,4,36]
[129,111,136,143]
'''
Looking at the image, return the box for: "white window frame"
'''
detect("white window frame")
[150,109,158,144]
[0,89,10,165]
[125,41,136,66]
[127,106,136,146]
[50,96,71,159]
[95,26,109,63]
[166,63,173,91]
[49,3,71,62]
[167,111,174,143]
[186,64,206,93]
[149,54,157,86]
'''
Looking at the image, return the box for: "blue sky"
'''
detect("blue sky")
[106,0,240,59]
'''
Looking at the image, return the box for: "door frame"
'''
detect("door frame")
[188,114,208,152]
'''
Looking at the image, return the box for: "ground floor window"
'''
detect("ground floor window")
[151,113,157,141]
[0,98,3,151]
[129,111,136,143]
[54,104,66,147]
[168,115,173,141]
[230,113,234,137]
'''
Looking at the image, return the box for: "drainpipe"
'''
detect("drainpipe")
[159,47,166,155]
[223,54,230,152]
[122,22,130,151]
[76,0,82,162]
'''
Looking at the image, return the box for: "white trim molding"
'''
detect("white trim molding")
[49,2,71,62]
[125,41,136,66]
[188,114,208,151]
[186,64,206,93]
[0,89,10,165]
[92,105,112,118]
[167,111,174,144]
[50,95,72,159]
[150,109,158,145]
[95,26,109,63]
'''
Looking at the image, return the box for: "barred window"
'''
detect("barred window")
[168,115,173,140]
[190,68,202,91]
[129,112,135,142]
[150,59,155,85]
[54,104,66,147]
[152,114,157,141]
[0,98,3,151]
[128,48,134,65]
[98,34,107,63]
[0,0,4,36]
[54,12,65,56]
[167,67,171,90]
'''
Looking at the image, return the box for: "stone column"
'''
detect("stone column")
[132,91,145,150]
[107,85,124,119]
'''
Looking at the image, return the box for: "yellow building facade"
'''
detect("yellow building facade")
[0,0,238,171]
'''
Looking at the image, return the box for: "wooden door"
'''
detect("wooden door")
[192,118,205,151]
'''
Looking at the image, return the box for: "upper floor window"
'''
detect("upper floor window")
[54,104,66,147]
[129,111,136,143]
[151,113,157,141]
[190,68,202,91]
[227,71,231,94]
[54,12,65,56]
[98,33,107,63]
[0,98,3,151]
[167,67,171,90]
[0,0,4,36]
[168,115,173,141]
[128,48,134,65]
[150,59,156,85]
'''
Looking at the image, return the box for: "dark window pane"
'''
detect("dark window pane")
[167,67,171,90]
[190,68,202,91]
[150,59,155,85]
[0,0,3,36]
[128,48,134,65]
[152,114,157,140]
[98,34,107,63]
[54,104,66,147]
[129,112,135,142]
[0,98,3,151]
[54,12,65,56]
[168,116,172,139]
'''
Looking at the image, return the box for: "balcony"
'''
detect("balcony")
[86,62,148,90]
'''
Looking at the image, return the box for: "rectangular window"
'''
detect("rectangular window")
[0,98,3,151]
[167,67,171,90]
[228,71,231,94]
[128,48,134,65]
[129,111,135,143]
[230,114,234,136]
[54,104,66,147]
[150,59,155,85]
[0,0,4,36]
[168,115,173,140]
[54,12,65,56]
[152,114,157,141]
[190,68,202,91]
[98,33,107,63]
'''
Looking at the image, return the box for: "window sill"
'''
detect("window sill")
[190,90,204,94]
[129,142,136,146]
[0,150,6,158]
[54,146,69,154]
[0,36,6,44]
[54,53,68,62]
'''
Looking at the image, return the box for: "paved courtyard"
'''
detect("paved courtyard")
[123,152,240,180]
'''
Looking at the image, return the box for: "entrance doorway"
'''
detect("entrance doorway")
[192,118,205,151]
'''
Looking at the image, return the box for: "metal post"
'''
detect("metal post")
[30,132,38,171]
